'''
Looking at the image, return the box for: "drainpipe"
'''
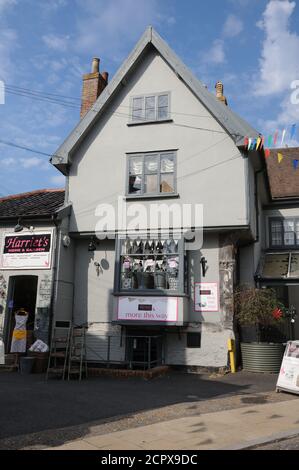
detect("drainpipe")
[48,213,60,341]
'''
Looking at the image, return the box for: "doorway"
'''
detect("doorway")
[125,328,164,369]
[4,276,38,353]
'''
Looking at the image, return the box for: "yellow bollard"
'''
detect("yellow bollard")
[228,338,236,373]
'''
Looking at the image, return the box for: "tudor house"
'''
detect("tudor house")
[49,27,272,370]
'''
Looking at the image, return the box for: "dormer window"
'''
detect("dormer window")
[130,92,170,124]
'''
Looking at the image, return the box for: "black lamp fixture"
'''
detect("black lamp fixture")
[200,256,208,277]
[88,236,97,252]
[14,219,33,233]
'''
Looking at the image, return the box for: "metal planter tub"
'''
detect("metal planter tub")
[240,342,285,373]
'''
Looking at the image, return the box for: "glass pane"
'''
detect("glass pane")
[262,253,289,278]
[290,253,299,277]
[161,154,174,173]
[145,96,155,121]
[129,156,143,175]
[144,174,158,194]
[158,94,168,120]
[145,155,158,174]
[271,221,282,246]
[284,220,295,245]
[166,256,179,290]
[129,175,142,194]
[158,94,168,107]
[284,220,294,231]
[158,106,168,120]
[284,232,295,246]
[296,221,299,245]
[132,97,143,121]
[160,173,174,193]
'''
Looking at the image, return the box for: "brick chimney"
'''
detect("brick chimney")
[215,81,227,106]
[80,58,109,119]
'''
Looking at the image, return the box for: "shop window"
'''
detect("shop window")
[127,151,176,197]
[187,333,201,348]
[270,217,299,248]
[130,92,170,123]
[116,237,184,293]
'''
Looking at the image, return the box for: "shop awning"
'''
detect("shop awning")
[256,252,299,281]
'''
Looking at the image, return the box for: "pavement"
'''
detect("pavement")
[45,398,299,450]
[0,369,298,450]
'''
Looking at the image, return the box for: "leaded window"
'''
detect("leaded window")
[127,151,176,196]
[270,218,299,248]
[131,93,170,123]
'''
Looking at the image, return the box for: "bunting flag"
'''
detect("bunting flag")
[293,159,299,170]
[256,136,262,150]
[265,148,271,158]
[290,124,297,140]
[281,129,286,146]
[268,135,273,147]
[273,131,279,145]
[278,152,283,163]
[251,138,257,150]
[247,138,252,150]
[261,136,265,148]
[244,136,249,147]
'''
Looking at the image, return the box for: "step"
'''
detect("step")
[50,352,67,358]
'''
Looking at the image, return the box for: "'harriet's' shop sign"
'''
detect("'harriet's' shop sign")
[0,231,53,270]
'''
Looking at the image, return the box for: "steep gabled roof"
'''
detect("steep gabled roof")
[51,26,259,175]
[0,189,65,219]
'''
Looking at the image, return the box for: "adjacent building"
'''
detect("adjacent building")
[0,189,67,352]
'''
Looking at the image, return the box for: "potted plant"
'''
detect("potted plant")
[234,286,288,373]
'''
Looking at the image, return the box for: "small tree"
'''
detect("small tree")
[234,286,286,342]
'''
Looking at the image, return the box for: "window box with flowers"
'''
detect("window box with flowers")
[234,287,290,373]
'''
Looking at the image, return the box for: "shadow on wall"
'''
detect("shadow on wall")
[72,238,118,365]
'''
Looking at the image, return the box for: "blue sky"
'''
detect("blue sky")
[0,0,299,196]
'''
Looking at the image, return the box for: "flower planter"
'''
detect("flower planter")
[154,272,166,289]
[240,342,285,373]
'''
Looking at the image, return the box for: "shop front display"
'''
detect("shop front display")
[118,238,183,293]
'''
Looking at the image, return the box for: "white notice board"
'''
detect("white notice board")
[194,282,219,312]
[276,341,299,395]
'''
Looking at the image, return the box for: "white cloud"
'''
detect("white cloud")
[202,39,226,65]
[75,0,157,59]
[50,174,65,186]
[0,28,17,81]
[0,156,16,166]
[0,0,17,13]
[42,34,70,52]
[254,0,299,96]
[223,14,243,37]
[20,157,48,169]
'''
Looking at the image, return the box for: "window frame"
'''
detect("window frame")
[126,150,177,198]
[114,235,186,295]
[129,92,171,124]
[269,217,299,249]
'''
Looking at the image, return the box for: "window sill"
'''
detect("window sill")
[125,193,179,201]
[113,291,189,298]
[127,119,173,127]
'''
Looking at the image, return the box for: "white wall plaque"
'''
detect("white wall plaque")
[194,282,219,312]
